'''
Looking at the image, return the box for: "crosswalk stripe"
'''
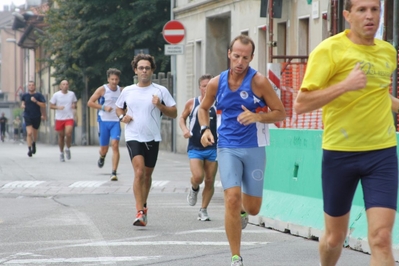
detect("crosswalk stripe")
[0,256,162,264]
[68,181,107,188]
[74,241,269,247]
[214,181,222,187]
[151,180,169,187]
[2,181,45,188]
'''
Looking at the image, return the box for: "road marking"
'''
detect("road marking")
[2,181,45,188]
[73,241,269,247]
[151,180,169,187]
[177,229,279,234]
[68,181,107,188]
[0,256,162,264]
[215,181,223,187]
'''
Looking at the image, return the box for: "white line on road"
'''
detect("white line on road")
[177,229,279,234]
[73,241,269,247]
[151,180,170,187]
[2,181,45,188]
[0,256,162,264]
[68,181,107,188]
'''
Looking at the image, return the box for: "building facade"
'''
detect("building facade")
[172,0,330,153]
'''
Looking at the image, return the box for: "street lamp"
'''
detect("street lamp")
[6,38,17,102]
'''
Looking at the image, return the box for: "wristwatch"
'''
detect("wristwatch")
[200,125,210,136]
[118,114,125,121]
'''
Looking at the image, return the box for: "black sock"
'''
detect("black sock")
[28,147,31,151]
[192,186,199,192]
[112,170,116,175]
[144,203,147,208]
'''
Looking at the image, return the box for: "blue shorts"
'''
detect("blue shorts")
[322,147,398,217]
[218,147,266,197]
[188,149,217,162]
[98,121,121,146]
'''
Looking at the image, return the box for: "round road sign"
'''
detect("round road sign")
[163,20,185,44]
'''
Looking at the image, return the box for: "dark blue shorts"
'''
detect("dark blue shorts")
[24,116,41,130]
[322,147,398,217]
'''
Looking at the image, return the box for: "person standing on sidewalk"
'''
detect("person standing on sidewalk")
[179,74,218,221]
[294,1,399,265]
[49,80,77,162]
[115,53,177,227]
[198,35,286,266]
[21,81,46,157]
[12,116,21,142]
[88,68,122,181]
[0,113,8,142]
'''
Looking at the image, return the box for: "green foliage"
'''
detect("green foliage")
[12,108,23,118]
[38,0,171,97]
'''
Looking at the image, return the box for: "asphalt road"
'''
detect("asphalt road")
[0,140,385,265]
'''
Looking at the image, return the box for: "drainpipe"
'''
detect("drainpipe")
[268,0,273,63]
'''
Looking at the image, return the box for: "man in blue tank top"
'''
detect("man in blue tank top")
[198,35,286,266]
[179,74,218,222]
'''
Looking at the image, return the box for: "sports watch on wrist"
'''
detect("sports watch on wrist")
[200,125,210,136]
[119,114,125,121]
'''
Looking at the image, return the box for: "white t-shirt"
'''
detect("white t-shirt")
[49,91,77,120]
[115,83,176,142]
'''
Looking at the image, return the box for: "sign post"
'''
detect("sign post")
[163,19,185,153]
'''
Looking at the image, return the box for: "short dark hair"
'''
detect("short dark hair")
[106,68,121,78]
[131,54,156,71]
[198,74,213,86]
[229,35,255,56]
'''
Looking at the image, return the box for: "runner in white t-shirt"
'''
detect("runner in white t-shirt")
[115,54,177,227]
[49,80,77,162]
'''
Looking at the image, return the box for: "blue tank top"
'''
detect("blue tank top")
[216,67,270,148]
[187,97,217,151]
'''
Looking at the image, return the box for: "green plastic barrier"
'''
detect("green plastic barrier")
[259,128,399,254]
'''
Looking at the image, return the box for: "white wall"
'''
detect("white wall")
[173,0,330,153]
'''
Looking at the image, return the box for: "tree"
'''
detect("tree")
[39,0,171,96]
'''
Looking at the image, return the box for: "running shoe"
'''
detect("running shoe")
[133,210,147,226]
[241,212,249,229]
[98,155,105,168]
[198,208,210,221]
[60,153,65,162]
[110,171,118,181]
[27,150,32,157]
[65,149,71,160]
[231,255,244,266]
[32,142,36,154]
[187,187,199,206]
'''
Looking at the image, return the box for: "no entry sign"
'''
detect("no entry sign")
[163,20,185,44]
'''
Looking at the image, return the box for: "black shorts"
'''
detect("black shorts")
[24,116,41,130]
[322,147,398,217]
[126,140,160,168]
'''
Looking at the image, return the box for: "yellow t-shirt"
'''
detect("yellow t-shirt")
[301,30,397,151]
